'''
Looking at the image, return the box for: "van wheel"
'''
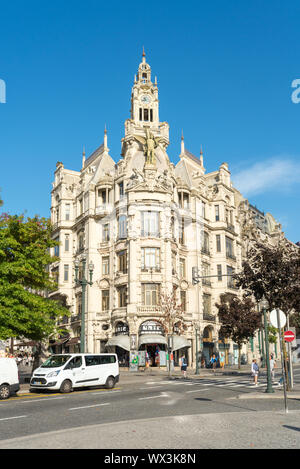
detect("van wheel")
[60,380,73,393]
[0,384,10,400]
[105,376,115,389]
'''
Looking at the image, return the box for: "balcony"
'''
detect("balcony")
[141,266,161,273]
[141,231,160,238]
[226,252,236,261]
[95,204,113,217]
[226,223,235,233]
[137,306,161,314]
[203,313,216,322]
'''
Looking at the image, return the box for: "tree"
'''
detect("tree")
[235,239,300,388]
[235,240,300,316]
[215,293,262,369]
[159,288,187,374]
[0,213,69,366]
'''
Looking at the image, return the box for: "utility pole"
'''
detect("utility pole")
[74,256,94,354]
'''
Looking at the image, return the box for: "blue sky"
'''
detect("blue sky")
[0,0,300,242]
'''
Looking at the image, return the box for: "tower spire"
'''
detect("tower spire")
[104,124,108,150]
[82,145,86,169]
[181,130,185,155]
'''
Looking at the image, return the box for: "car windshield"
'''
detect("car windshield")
[41,355,71,368]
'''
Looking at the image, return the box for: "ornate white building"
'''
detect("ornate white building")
[50,51,284,368]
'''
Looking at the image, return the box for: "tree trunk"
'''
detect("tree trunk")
[238,346,242,370]
[32,341,50,374]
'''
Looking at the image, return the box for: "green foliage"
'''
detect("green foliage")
[268,325,278,344]
[0,213,69,341]
[216,293,262,347]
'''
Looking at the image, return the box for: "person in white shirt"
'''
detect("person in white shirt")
[251,359,259,386]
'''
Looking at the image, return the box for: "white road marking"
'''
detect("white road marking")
[91,390,121,395]
[186,389,208,393]
[17,397,66,403]
[0,415,27,422]
[140,386,163,390]
[69,403,110,411]
[139,392,169,401]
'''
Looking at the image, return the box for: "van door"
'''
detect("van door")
[64,356,85,387]
[84,355,103,386]
[98,355,117,385]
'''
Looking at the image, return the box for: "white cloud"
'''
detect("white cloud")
[232,157,300,196]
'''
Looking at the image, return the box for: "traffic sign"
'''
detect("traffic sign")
[284,330,295,343]
[270,309,287,329]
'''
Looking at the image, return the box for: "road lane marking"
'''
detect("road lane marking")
[139,392,168,400]
[17,397,65,402]
[91,390,121,395]
[140,386,163,390]
[69,403,110,411]
[0,415,27,422]
[186,389,208,393]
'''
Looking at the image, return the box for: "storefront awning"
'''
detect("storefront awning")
[172,336,191,351]
[139,335,168,346]
[106,335,130,352]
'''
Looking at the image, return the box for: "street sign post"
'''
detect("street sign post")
[284,331,296,343]
[270,309,286,329]
[275,308,288,413]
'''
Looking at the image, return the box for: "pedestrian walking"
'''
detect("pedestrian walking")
[210,354,218,373]
[181,356,187,378]
[269,354,276,382]
[251,359,259,386]
[219,352,225,370]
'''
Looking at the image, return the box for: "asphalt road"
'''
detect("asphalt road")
[1,370,300,448]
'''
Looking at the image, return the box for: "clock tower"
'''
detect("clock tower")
[122,49,170,157]
[130,48,159,127]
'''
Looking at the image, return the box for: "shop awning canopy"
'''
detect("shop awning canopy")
[172,336,191,351]
[139,335,168,346]
[106,335,130,352]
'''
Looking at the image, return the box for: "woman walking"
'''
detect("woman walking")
[181,356,187,379]
[251,359,259,386]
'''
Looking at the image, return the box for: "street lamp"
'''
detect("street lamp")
[194,323,200,375]
[260,295,274,394]
[74,255,94,353]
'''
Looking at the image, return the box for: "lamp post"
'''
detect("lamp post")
[74,256,94,353]
[260,295,274,394]
[194,324,200,375]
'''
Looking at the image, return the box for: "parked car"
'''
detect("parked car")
[30,353,119,393]
[0,357,20,399]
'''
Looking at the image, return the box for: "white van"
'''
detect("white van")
[30,353,119,393]
[0,358,20,399]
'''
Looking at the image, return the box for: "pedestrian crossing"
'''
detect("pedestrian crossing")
[155,377,282,390]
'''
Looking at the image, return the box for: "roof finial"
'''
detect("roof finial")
[104,124,108,149]
[181,130,185,155]
[200,145,204,166]
[82,145,86,169]
[142,46,146,64]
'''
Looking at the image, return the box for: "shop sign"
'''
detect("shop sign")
[140,321,164,335]
[115,322,129,335]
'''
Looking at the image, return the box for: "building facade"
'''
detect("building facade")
[49,52,284,367]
